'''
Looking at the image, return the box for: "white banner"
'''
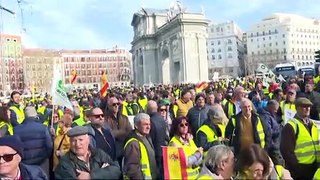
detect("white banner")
[51,70,73,111]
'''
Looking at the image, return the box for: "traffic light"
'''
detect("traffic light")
[315,50,320,62]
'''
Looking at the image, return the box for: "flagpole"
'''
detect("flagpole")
[51,105,55,128]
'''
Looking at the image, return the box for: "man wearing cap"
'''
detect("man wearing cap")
[280,97,320,179]
[55,126,121,179]
[0,135,47,179]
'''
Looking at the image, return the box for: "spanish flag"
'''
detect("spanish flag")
[162,146,188,180]
[195,81,209,93]
[100,71,109,97]
[70,70,77,84]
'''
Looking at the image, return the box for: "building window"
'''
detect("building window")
[251,39,253,42]
[252,52,254,55]
[211,41,214,45]
[212,55,215,60]
[275,42,278,46]
[218,55,222,59]
[269,43,272,47]
[211,48,215,53]
[227,39,232,44]
[227,47,232,51]
[283,41,286,45]
[282,34,285,38]
[228,54,232,58]
[217,48,221,53]
[217,41,221,45]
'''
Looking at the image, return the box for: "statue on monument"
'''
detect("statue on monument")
[166,1,187,22]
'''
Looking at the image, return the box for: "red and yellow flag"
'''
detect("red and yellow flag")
[162,146,188,180]
[70,70,77,84]
[100,71,109,97]
[195,81,209,93]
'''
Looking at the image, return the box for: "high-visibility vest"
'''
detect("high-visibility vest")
[124,138,152,179]
[313,168,320,179]
[275,165,283,180]
[222,99,228,106]
[9,106,25,124]
[37,106,50,126]
[231,115,266,148]
[57,109,64,119]
[287,118,320,164]
[196,124,226,156]
[169,136,200,179]
[280,101,296,124]
[197,174,213,180]
[73,117,86,126]
[226,101,236,119]
[138,98,148,112]
[0,121,13,135]
[175,99,193,117]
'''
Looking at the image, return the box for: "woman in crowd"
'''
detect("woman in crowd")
[53,114,73,170]
[169,116,203,179]
[0,106,12,137]
[196,107,229,155]
[236,144,292,180]
[198,145,235,179]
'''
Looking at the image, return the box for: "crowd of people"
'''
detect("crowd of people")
[1,73,320,179]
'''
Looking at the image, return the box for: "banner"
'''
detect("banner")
[162,146,188,180]
[51,70,73,111]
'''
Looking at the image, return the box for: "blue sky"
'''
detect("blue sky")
[2,0,319,49]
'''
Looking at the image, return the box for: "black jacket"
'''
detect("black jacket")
[149,112,167,167]
[20,163,48,180]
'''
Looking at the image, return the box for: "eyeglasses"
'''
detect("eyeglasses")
[179,123,188,127]
[93,114,104,119]
[160,108,167,112]
[112,103,120,107]
[0,152,18,162]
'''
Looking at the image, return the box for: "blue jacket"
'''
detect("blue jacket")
[257,108,284,165]
[14,117,53,165]
[20,163,48,180]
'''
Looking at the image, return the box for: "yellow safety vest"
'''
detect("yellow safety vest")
[57,109,64,119]
[197,174,213,180]
[196,124,226,156]
[288,118,320,164]
[275,165,283,180]
[280,101,296,124]
[313,168,320,180]
[37,106,50,126]
[9,106,25,124]
[226,101,235,119]
[0,121,13,135]
[231,116,266,148]
[73,117,86,126]
[138,98,148,112]
[124,138,152,179]
[169,136,200,179]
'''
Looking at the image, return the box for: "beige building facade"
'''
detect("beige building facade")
[131,4,209,86]
[23,49,63,93]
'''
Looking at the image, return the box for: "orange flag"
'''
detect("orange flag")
[70,70,77,84]
[100,71,109,97]
[162,146,188,180]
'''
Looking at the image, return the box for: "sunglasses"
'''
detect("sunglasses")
[93,114,104,118]
[0,152,18,162]
[179,123,188,128]
[53,116,58,118]
[112,103,120,107]
[160,108,167,112]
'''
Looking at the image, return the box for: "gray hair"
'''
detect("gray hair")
[205,145,233,171]
[134,113,150,126]
[240,98,252,108]
[267,100,279,107]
